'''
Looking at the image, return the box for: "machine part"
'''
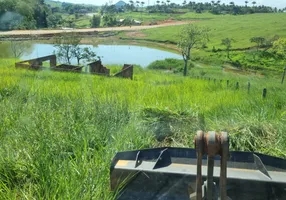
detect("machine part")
[195,131,204,200]
[194,131,229,200]
[220,132,229,200]
[110,131,286,200]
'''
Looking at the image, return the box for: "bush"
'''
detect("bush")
[90,15,101,28]
[147,58,184,70]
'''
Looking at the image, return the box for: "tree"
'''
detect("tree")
[10,41,26,58]
[140,1,145,10]
[221,38,234,60]
[252,1,256,7]
[53,33,81,64]
[271,38,286,59]
[71,47,97,65]
[53,33,97,65]
[102,14,117,27]
[250,36,265,51]
[47,13,62,28]
[129,0,135,11]
[177,24,209,76]
[245,1,249,7]
[91,15,101,28]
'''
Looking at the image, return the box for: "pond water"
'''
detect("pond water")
[18,43,181,67]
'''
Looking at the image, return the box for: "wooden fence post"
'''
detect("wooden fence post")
[262,88,267,98]
[282,67,286,84]
[236,82,239,90]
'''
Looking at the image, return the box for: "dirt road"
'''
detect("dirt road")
[0,21,190,36]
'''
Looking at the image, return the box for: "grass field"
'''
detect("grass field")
[134,13,286,48]
[0,58,286,198]
[118,12,286,71]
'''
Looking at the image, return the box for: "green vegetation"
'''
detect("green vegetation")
[53,33,97,65]
[0,58,286,198]
[120,13,286,71]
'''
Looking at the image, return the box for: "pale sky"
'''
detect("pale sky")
[57,0,286,8]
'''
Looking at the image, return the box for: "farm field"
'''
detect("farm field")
[0,58,286,198]
[118,12,286,71]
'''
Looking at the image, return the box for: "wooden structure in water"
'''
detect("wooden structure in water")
[15,55,133,79]
[114,64,134,80]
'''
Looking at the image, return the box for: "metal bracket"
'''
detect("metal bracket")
[153,148,171,169]
[194,131,229,200]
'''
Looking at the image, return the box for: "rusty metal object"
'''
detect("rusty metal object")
[194,131,229,200]
[195,131,204,200]
[114,64,134,79]
[110,131,286,200]
[220,132,229,200]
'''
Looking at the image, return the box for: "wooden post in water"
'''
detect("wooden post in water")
[236,82,239,90]
[282,67,286,84]
[262,88,267,98]
[247,82,251,93]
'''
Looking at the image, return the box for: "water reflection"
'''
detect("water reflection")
[0,42,181,67]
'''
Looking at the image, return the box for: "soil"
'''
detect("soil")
[0,21,192,37]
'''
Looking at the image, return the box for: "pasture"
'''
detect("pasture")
[0,58,285,198]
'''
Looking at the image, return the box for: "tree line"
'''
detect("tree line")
[178,24,286,76]
[123,1,284,15]
[0,0,98,30]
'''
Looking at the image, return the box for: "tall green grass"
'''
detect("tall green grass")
[139,13,286,49]
[0,59,286,198]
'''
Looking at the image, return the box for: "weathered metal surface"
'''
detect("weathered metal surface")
[220,132,228,200]
[195,131,204,200]
[114,64,133,79]
[15,55,57,69]
[88,60,110,76]
[110,146,286,200]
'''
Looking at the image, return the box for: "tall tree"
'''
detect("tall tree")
[91,15,101,28]
[72,47,97,65]
[250,37,265,51]
[53,33,81,64]
[245,1,249,7]
[177,24,209,76]
[221,38,234,60]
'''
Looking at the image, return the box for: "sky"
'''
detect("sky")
[57,0,286,9]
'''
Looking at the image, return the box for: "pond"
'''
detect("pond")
[17,43,181,67]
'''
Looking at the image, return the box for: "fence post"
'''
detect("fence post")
[236,82,239,90]
[209,78,211,81]
[247,82,251,93]
[226,80,229,88]
[282,67,286,84]
[262,88,267,98]
[214,79,216,83]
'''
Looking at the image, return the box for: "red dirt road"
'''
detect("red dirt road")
[0,21,190,36]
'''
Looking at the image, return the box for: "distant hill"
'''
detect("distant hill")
[115,1,127,8]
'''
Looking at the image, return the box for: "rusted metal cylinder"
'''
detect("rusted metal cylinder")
[220,132,229,200]
[195,131,204,200]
